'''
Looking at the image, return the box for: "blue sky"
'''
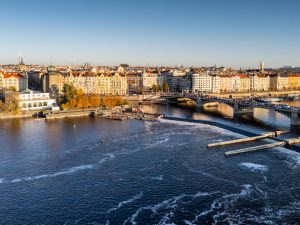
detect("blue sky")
[0,0,299,68]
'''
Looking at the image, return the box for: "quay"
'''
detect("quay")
[101,112,163,121]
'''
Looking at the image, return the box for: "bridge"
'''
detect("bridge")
[164,95,300,132]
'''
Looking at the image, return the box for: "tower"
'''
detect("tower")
[259,61,264,71]
[18,52,25,65]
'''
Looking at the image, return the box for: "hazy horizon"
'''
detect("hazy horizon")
[1,0,300,68]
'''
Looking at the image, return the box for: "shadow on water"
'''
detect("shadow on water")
[146,102,290,131]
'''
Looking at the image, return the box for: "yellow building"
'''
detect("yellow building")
[0,72,3,91]
[287,74,300,90]
[43,67,128,97]
[250,74,270,91]
[220,75,234,93]
[238,75,251,92]
[220,75,240,93]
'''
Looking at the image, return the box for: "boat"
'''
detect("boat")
[259,97,281,103]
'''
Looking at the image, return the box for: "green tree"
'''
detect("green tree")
[152,84,159,92]
[62,84,77,103]
[163,81,169,92]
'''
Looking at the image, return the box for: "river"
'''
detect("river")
[0,105,299,224]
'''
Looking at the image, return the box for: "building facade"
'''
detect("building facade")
[238,75,251,92]
[2,73,28,92]
[191,73,212,93]
[18,90,58,111]
[127,73,142,94]
[211,75,221,93]
[250,75,270,91]
[270,74,289,91]
[141,72,163,90]
[43,66,128,97]
[0,72,3,92]
[287,74,300,90]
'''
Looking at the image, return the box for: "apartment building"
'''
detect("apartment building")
[211,75,220,93]
[238,75,251,92]
[191,73,212,93]
[141,72,163,90]
[2,72,28,91]
[0,72,3,92]
[43,66,127,97]
[250,75,270,91]
[270,74,289,91]
[287,74,300,90]
[127,72,142,93]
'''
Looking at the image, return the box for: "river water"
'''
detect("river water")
[0,105,299,224]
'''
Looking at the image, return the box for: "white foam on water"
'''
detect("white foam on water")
[6,154,115,184]
[151,175,164,181]
[239,162,268,172]
[276,147,300,168]
[107,192,143,214]
[123,191,218,225]
[159,118,245,138]
[186,184,299,224]
[0,178,4,184]
[157,212,176,225]
[10,164,95,183]
[186,184,253,224]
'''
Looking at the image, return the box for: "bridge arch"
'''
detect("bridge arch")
[252,106,292,119]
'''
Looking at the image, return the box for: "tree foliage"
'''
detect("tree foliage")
[101,96,127,108]
[163,81,169,92]
[62,84,77,104]
[0,95,19,113]
[61,84,126,109]
[152,84,161,92]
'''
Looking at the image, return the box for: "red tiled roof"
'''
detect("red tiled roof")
[288,74,300,77]
[3,73,24,79]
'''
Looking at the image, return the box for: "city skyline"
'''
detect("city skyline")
[1,0,300,68]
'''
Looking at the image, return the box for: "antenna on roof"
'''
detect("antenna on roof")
[50,56,53,66]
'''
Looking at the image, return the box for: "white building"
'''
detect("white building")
[18,90,58,111]
[211,75,221,93]
[141,73,163,90]
[191,73,212,93]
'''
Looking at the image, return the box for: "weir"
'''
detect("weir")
[225,137,300,156]
[207,132,276,148]
[208,130,288,148]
